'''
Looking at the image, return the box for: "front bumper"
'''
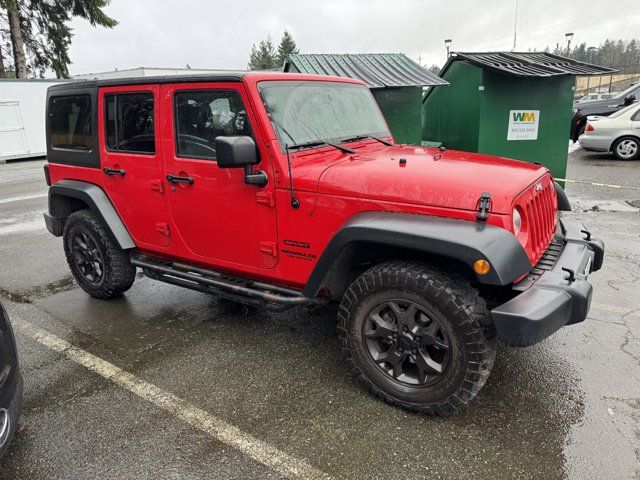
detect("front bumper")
[491,219,604,347]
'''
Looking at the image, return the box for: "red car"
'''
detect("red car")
[43,72,603,414]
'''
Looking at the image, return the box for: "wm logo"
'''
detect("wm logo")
[513,112,536,122]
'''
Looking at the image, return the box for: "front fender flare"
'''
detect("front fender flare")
[303,212,532,297]
[47,179,135,250]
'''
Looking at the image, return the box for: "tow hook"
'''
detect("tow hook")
[562,267,576,283]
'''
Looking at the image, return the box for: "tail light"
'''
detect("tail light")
[585,123,595,132]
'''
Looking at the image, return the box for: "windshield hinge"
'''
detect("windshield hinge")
[476,192,492,221]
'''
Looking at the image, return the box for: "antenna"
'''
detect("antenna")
[285,144,300,209]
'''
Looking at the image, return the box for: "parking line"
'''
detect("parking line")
[14,318,331,480]
[0,193,47,205]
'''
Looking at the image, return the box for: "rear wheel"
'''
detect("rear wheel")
[337,261,496,414]
[612,136,640,160]
[63,210,135,299]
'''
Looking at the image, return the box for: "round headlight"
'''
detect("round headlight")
[513,208,522,236]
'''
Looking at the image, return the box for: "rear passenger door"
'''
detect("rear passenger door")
[99,84,171,248]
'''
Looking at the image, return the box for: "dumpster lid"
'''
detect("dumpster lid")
[283,53,448,88]
[447,51,617,77]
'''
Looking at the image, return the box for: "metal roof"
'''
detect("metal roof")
[446,52,617,77]
[283,54,448,88]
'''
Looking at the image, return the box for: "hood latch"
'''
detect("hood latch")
[477,192,492,221]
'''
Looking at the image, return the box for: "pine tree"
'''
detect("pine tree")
[248,36,277,70]
[275,30,298,67]
[0,0,117,78]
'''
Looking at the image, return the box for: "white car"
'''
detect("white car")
[578,102,640,160]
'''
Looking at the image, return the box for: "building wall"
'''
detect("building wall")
[421,61,482,152]
[0,79,71,161]
[73,67,235,80]
[478,72,574,180]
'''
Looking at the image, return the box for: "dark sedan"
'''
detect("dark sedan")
[0,301,22,458]
[571,83,640,141]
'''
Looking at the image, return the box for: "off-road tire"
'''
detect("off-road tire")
[612,136,640,160]
[63,209,135,299]
[337,261,496,415]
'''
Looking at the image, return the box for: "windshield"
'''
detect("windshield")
[613,83,640,99]
[258,81,390,150]
[608,102,639,118]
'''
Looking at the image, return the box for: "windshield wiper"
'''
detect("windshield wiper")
[288,140,356,154]
[341,134,393,146]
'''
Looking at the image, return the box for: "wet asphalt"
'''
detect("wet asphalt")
[0,150,638,480]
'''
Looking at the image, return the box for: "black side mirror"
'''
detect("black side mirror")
[624,94,636,105]
[215,136,267,187]
[216,136,258,168]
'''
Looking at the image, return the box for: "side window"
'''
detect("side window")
[174,90,252,160]
[632,108,640,121]
[105,92,155,154]
[49,95,93,151]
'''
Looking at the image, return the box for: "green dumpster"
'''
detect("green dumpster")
[422,52,615,180]
[283,53,447,145]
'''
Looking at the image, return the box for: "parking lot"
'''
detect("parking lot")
[0,148,638,479]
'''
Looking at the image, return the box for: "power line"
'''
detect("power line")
[418,2,640,61]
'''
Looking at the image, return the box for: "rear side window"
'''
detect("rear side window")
[49,95,93,151]
[105,92,155,154]
[174,90,253,160]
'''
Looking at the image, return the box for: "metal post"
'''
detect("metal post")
[512,0,519,51]
[565,32,574,56]
[444,39,452,59]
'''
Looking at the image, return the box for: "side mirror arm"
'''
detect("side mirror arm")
[243,165,268,188]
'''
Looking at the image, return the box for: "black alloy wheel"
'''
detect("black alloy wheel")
[363,299,451,386]
[70,230,105,284]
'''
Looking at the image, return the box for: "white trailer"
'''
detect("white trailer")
[0,79,71,162]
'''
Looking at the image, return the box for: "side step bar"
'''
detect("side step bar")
[130,253,321,311]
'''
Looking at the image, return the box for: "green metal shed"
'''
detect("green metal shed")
[283,53,447,145]
[422,52,615,180]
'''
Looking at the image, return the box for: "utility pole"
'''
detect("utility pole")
[587,46,596,94]
[512,0,519,51]
[418,54,422,67]
[565,32,574,56]
[445,39,452,59]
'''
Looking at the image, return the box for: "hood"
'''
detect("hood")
[575,96,624,113]
[314,145,548,214]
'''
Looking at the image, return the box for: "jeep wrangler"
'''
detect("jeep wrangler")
[43,72,604,414]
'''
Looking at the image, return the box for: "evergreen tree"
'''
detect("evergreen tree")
[248,36,277,70]
[0,0,117,78]
[427,64,440,75]
[275,30,298,67]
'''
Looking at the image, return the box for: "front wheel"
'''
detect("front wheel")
[337,262,496,415]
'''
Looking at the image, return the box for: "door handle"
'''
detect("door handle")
[103,167,126,176]
[166,174,194,184]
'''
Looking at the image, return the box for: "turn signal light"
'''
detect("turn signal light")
[585,123,595,132]
[473,259,491,275]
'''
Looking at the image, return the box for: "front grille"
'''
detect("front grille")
[522,177,557,264]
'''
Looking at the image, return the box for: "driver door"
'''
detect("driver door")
[160,82,278,269]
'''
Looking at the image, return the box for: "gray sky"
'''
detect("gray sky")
[67,0,640,75]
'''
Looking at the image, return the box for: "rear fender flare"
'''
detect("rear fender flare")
[48,179,135,250]
[302,212,532,297]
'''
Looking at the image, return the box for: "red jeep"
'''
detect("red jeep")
[43,72,604,414]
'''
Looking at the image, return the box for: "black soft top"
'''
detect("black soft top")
[47,72,247,92]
